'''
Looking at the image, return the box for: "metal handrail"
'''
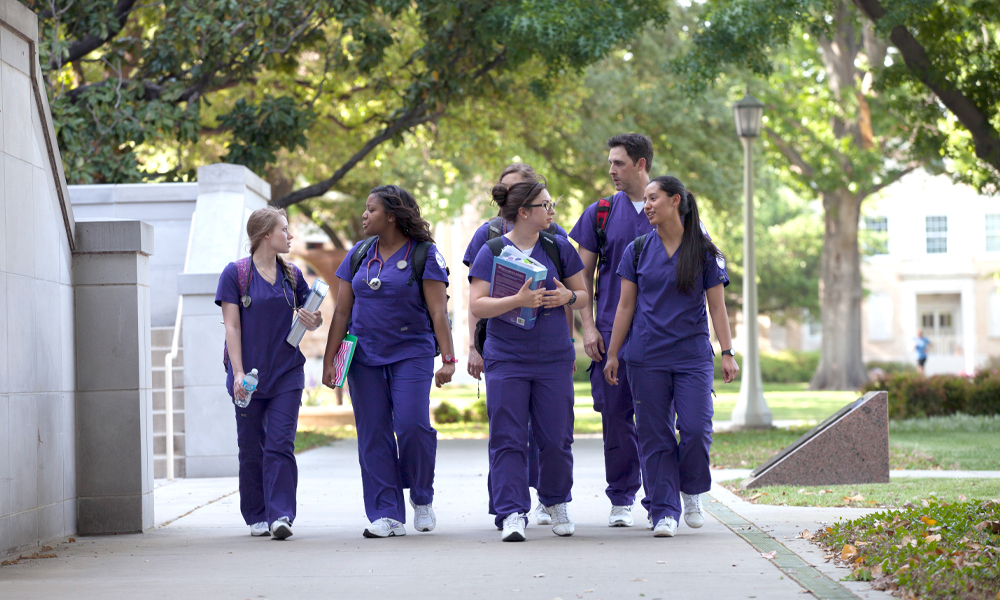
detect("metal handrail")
[164,211,196,480]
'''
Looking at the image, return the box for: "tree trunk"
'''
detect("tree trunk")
[810,188,868,390]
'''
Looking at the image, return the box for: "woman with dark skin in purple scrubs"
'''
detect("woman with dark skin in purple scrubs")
[322,186,456,539]
[604,176,739,538]
[217,207,323,540]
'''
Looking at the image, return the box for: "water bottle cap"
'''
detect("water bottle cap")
[249,368,258,375]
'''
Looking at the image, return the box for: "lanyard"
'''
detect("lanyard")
[365,237,412,290]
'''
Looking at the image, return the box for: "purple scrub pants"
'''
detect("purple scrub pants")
[628,362,714,524]
[486,421,539,515]
[348,357,436,523]
[485,360,575,529]
[589,331,645,509]
[235,388,302,526]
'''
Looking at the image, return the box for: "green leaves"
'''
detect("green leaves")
[219,96,314,174]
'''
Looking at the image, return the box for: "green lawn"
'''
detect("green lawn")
[722,477,1000,507]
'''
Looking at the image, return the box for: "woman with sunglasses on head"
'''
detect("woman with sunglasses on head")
[603,176,738,538]
[216,206,324,540]
[322,185,455,539]
[468,179,588,542]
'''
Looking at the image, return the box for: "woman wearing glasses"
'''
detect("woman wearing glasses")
[322,185,455,538]
[468,180,589,542]
[216,206,324,540]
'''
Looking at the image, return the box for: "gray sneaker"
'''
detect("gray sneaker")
[534,503,552,525]
[550,503,575,537]
[250,521,270,537]
[609,505,633,527]
[681,493,704,528]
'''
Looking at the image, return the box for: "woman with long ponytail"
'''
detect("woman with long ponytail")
[603,176,739,537]
[216,206,324,540]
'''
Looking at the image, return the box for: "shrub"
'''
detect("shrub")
[968,369,1000,416]
[860,371,999,419]
[463,399,488,423]
[713,350,820,383]
[433,401,462,424]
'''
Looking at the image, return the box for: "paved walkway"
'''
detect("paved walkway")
[2,438,957,600]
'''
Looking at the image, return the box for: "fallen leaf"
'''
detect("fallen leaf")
[823,554,835,561]
[843,494,865,503]
[798,488,807,494]
[958,494,967,501]
[920,516,937,526]
[761,551,777,560]
[797,529,814,540]
[632,577,647,582]
[895,564,910,574]
[871,563,884,579]
[855,541,870,547]
[973,521,1000,534]
[921,499,930,508]
[924,534,942,543]
[748,493,768,502]
[902,501,917,509]
[533,574,545,578]
[67,538,76,543]
[841,544,858,561]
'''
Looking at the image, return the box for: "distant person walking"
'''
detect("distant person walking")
[604,176,738,538]
[217,207,324,540]
[322,185,455,539]
[913,330,931,376]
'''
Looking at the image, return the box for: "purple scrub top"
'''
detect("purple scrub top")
[616,237,729,367]
[462,220,568,267]
[216,259,311,398]
[569,192,653,332]
[468,234,584,363]
[336,238,450,366]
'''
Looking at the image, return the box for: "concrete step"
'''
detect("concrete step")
[153,457,186,479]
[151,348,184,368]
[153,432,185,455]
[151,327,176,348]
[152,411,185,434]
[153,390,185,411]
[152,367,185,391]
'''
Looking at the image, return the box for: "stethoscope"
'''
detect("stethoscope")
[365,237,412,291]
[241,261,296,309]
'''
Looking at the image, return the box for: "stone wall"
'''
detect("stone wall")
[0,1,78,555]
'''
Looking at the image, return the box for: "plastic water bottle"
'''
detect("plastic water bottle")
[236,369,258,408]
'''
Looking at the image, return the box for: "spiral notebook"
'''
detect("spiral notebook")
[331,334,357,388]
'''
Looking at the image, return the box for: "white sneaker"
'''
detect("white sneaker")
[682,493,704,528]
[364,517,406,538]
[653,516,677,537]
[410,499,436,532]
[609,505,633,527]
[250,521,270,537]
[534,503,552,525]
[269,517,293,540]
[502,513,526,542]
[549,503,575,537]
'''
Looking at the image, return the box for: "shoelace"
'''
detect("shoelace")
[505,513,524,529]
[684,495,702,514]
[551,503,569,524]
[611,505,631,516]
[415,505,432,519]
[375,517,394,531]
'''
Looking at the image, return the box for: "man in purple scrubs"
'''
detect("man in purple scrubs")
[569,133,655,527]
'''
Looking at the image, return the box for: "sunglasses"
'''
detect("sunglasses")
[524,202,557,211]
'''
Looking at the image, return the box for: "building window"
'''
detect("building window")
[987,214,1000,252]
[863,216,889,255]
[925,216,947,254]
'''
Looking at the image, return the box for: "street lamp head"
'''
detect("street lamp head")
[733,89,765,138]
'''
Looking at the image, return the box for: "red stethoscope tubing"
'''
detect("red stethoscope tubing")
[365,237,412,289]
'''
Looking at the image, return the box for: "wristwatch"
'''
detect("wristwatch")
[721,348,736,357]
[442,354,459,364]
[568,290,578,306]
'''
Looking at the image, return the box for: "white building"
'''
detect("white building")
[861,171,1000,375]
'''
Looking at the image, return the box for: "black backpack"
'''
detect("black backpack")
[474,231,563,356]
[350,236,449,355]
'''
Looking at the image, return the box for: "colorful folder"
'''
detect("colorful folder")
[332,334,357,388]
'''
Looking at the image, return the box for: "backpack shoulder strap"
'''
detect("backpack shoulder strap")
[235,257,253,297]
[350,236,378,276]
[487,216,505,240]
[486,236,505,257]
[633,233,649,273]
[408,241,449,287]
[595,196,613,232]
[539,231,563,282]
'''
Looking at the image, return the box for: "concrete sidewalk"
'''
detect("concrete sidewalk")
[0,438,901,600]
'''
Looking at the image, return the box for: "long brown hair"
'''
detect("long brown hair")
[247,206,295,281]
[491,177,547,223]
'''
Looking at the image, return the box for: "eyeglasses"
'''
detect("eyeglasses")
[524,202,557,211]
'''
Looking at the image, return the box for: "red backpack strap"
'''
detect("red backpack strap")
[595,196,613,231]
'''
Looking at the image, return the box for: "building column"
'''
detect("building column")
[961,280,976,374]
[73,220,154,534]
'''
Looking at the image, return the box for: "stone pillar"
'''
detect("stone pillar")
[178,164,268,477]
[73,220,154,534]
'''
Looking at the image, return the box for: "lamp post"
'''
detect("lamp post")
[730,90,772,429]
